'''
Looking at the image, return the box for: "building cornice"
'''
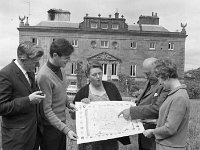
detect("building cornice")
[18,26,188,38]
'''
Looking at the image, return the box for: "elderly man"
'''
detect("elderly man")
[119,57,169,150]
[0,41,45,150]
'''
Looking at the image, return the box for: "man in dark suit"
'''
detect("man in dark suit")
[0,41,46,150]
[118,57,169,150]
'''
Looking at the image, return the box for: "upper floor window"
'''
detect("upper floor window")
[72,39,78,47]
[71,62,77,75]
[130,65,136,77]
[31,37,38,45]
[100,41,109,48]
[149,42,155,50]
[101,23,108,29]
[102,63,107,75]
[112,24,119,30]
[91,23,98,29]
[131,41,137,49]
[168,42,174,50]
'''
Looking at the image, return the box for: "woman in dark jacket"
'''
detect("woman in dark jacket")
[74,60,130,150]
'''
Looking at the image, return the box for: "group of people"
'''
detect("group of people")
[0,38,190,150]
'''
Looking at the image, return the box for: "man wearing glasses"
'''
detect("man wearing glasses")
[37,38,77,150]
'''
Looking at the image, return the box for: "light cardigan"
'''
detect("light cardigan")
[37,63,70,134]
[153,84,190,148]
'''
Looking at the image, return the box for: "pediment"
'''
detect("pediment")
[87,52,121,63]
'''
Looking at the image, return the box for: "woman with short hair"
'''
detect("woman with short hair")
[143,58,190,150]
[74,60,130,150]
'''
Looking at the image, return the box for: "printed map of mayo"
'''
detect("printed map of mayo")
[76,101,144,144]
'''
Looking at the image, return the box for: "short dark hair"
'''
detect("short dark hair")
[17,41,44,60]
[50,38,74,57]
[154,58,178,80]
[85,61,103,77]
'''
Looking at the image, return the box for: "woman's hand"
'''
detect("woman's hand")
[81,98,91,104]
[143,129,154,138]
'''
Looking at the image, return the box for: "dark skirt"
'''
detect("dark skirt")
[78,139,119,150]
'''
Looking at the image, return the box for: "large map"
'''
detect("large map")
[76,101,144,144]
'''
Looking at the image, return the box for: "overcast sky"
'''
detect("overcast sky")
[0,0,199,71]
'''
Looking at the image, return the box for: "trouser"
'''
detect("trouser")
[40,125,66,150]
[33,125,43,150]
[138,123,156,150]
[138,133,156,150]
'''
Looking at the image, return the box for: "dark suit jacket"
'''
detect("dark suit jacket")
[0,60,38,150]
[130,79,169,149]
[74,81,131,145]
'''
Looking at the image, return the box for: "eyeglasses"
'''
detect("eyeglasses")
[91,72,103,78]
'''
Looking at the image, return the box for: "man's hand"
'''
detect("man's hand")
[81,98,90,104]
[68,103,77,112]
[118,108,131,120]
[67,130,78,141]
[28,91,45,104]
[143,129,154,138]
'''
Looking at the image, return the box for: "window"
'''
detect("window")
[100,41,109,48]
[91,23,97,29]
[168,42,174,50]
[112,24,119,30]
[31,38,38,45]
[149,42,155,50]
[111,64,117,75]
[102,64,107,75]
[130,65,136,77]
[72,40,78,47]
[101,23,108,29]
[71,62,77,75]
[131,41,137,49]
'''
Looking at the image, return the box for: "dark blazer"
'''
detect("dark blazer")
[0,60,38,150]
[74,81,131,145]
[130,79,169,149]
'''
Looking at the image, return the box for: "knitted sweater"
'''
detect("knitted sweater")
[37,63,70,134]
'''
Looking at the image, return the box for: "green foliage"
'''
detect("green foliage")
[76,61,87,89]
[184,68,200,99]
[184,79,200,99]
[117,73,144,97]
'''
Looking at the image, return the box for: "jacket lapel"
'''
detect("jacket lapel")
[11,61,33,93]
[143,81,160,98]
[136,80,150,104]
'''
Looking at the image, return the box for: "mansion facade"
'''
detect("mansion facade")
[18,9,187,87]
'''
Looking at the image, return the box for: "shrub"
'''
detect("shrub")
[184,79,200,99]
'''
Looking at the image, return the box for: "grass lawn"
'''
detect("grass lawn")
[0,99,200,150]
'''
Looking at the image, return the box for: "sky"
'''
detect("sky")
[0,0,199,71]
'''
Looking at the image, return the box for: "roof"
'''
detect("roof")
[36,21,79,28]
[128,24,169,32]
[48,9,70,14]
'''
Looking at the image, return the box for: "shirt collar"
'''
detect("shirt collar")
[168,84,187,96]
[14,59,27,75]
